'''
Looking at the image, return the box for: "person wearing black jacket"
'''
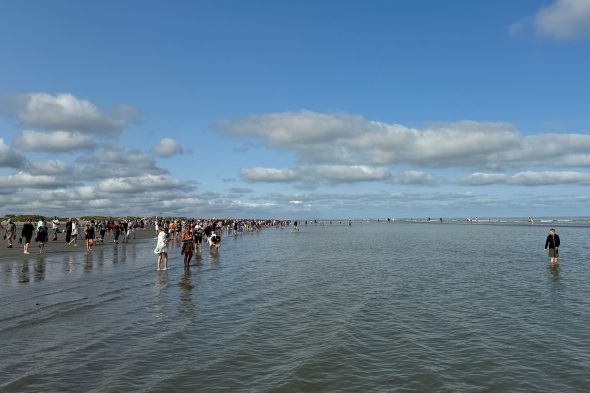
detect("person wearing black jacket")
[544,228,561,265]
[21,219,35,254]
[65,218,72,244]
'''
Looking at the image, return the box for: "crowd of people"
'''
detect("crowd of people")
[152,218,287,271]
[1,217,149,254]
[3,217,562,268]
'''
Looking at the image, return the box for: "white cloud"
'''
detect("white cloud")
[153,137,183,158]
[460,172,509,186]
[534,0,590,40]
[0,171,62,189]
[1,93,138,134]
[461,171,590,186]
[97,174,189,194]
[315,165,390,182]
[74,146,168,181]
[28,159,72,176]
[0,137,28,168]
[223,111,590,170]
[388,171,436,185]
[13,130,96,151]
[240,167,299,182]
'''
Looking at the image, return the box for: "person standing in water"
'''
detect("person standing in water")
[181,228,194,271]
[85,222,95,252]
[544,228,560,266]
[35,220,48,253]
[155,227,169,271]
[4,219,16,248]
[69,219,78,246]
[21,219,35,254]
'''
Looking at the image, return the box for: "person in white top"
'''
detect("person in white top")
[51,217,60,241]
[69,220,78,246]
[155,227,169,271]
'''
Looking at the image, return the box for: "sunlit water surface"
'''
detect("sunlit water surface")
[1,223,589,392]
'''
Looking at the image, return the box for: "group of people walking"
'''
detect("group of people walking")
[3,217,563,268]
[2,217,149,254]
[154,219,223,271]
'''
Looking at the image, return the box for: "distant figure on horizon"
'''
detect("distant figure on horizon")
[544,228,560,266]
[294,220,299,231]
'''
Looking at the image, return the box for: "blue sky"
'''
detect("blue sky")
[1,0,590,218]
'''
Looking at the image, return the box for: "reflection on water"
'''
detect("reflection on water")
[178,272,197,321]
[84,253,93,272]
[64,254,76,273]
[179,272,194,298]
[112,246,119,264]
[96,248,104,265]
[18,260,30,283]
[1,224,590,392]
[154,271,169,290]
[34,256,45,282]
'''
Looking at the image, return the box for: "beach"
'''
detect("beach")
[1,221,590,392]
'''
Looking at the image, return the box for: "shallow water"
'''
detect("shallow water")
[1,223,589,392]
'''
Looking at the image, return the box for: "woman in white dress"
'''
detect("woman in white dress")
[155,227,169,271]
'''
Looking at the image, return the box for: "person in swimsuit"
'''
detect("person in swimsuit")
[85,222,95,252]
[181,228,194,271]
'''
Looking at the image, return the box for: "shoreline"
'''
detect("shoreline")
[0,227,156,260]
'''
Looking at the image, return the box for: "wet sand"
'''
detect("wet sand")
[0,226,158,259]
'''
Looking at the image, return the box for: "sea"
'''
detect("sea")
[1,219,589,392]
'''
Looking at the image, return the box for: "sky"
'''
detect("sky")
[1,0,590,219]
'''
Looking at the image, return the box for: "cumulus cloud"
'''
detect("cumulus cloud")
[0,137,28,168]
[461,171,590,186]
[222,111,590,170]
[27,159,73,176]
[315,165,390,182]
[74,146,168,180]
[0,93,138,134]
[240,165,396,184]
[240,167,299,182]
[239,164,437,186]
[0,171,63,190]
[97,174,191,194]
[153,137,183,158]
[13,130,96,151]
[510,0,590,40]
[535,0,590,40]
[388,171,436,185]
